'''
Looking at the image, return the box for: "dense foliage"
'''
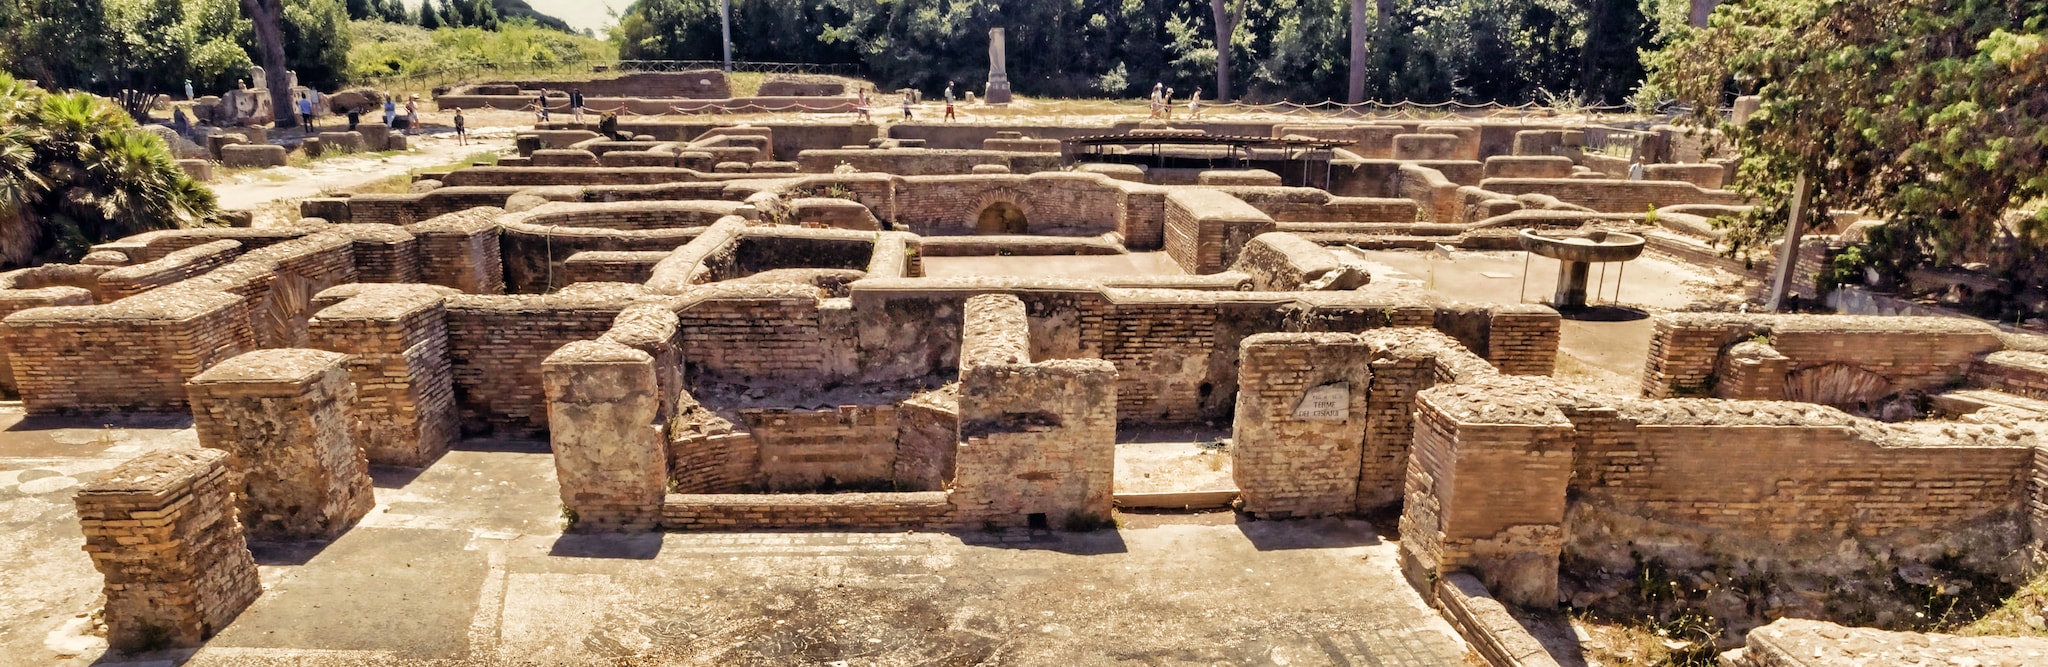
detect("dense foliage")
[0,75,217,267]
[615,0,1685,104]
[347,19,613,83]
[1,0,255,95]
[1647,0,2048,296]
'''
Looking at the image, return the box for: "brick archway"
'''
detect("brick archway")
[968,189,1032,235]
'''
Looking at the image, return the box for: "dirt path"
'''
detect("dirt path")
[210,127,522,212]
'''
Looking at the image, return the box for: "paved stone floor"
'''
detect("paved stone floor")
[0,408,1469,666]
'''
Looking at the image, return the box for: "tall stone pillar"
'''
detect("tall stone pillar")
[985,28,1013,104]
[75,448,261,650]
[187,348,374,540]
[542,339,668,531]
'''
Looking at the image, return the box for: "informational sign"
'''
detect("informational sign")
[1293,382,1349,420]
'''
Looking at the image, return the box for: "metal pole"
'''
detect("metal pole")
[1519,252,1532,303]
[1613,261,1625,303]
[721,0,734,73]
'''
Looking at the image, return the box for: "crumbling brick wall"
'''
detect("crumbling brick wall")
[1162,188,1275,274]
[75,448,260,651]
[543,339,669,531]
[186,348,374,540]
[1641,313,2003,399]
[5,290,253,414]
[407,207,506,294]
[446,293,635,437]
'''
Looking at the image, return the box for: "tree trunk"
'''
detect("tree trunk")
[1210,0,1233,102]
[241,0,295,128]
[1347,0,1367,104]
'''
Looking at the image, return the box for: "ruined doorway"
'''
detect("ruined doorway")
[975,201,1028,234]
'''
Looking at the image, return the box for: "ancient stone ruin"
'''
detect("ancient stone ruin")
[19,113,2048,664]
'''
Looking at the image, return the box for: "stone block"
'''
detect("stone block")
[543,339,668,531]
[186,348,373,540]
[220,144,287,168]
[176,159,213,181]
[317,131,366,153]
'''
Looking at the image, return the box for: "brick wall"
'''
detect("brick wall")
[1163,188,1275,273]
[96,240,243,301]
[308,286,456,467]
[563,250,672,285]
[891,173,1127,237]
[951,294,1119,529]
[895,390,958,490]
[676,284,831,383]
[74,448,259,651]
[446,294,634,437]
[1399,164,1464,223]
[171,231,359,349]
[408,207,506,294]
[5,290,253,414]
[330,224,420,283]
[796,149,1063,175]
[669,431,758,494]
[499,219,704,294]
[343,187,524,224]
[743,405,900,490]
[1234,334,1374,517]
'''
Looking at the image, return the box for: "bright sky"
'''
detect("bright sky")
[520,0,635,34]
[407,0,635,35]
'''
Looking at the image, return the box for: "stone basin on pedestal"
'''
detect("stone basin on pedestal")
[1517,228,1646,309]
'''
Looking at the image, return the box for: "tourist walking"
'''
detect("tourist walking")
[901,94,913,121]
[297,94,314,134]
[1148,83,1164,119]
[855,88,872,123]
[1628,156,1646,180]
[183,79,194,101]
[405,95,420,135]
[1188,88,1203,119]
[383,97,397,127]
[454,108,467,145]
[346,106,360,131]
[535,89,550,122]
[1163,87,1175,119]
[570,88,585,124]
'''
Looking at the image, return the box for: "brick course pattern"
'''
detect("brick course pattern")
[1163,189,1276,274]
[1641,313,2002,399]
[186,348,374,540]
[308,286,457,466]
[74,448,260,651]
[446,293,633,437]
[661,491,952,530]
[5,290,253,414]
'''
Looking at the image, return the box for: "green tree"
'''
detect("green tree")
[0,75,217,267]
[278,0,351,89]
[418,0,442,29]
[1647,0,2048,299]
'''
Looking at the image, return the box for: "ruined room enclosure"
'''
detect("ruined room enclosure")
[10,115,2048,661]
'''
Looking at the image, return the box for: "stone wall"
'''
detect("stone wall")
[742,405,900,490]
[951,294,1119,529]
[1641,313,2003,400]
[308,285,457,467]
[74,448,260,651]
[1724,618,2048,666]
[543,339,669,531]
[186,349,373,540]
[890,172,1128,237]
[1234,333,1375,517]
[97,240,244,301]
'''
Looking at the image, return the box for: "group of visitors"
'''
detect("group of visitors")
[298,91,422,137]
[532,88,588,124]
[852,82,964,124]
[1149,83,1203,119]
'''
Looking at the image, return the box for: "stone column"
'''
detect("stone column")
[187,348,373,540]
[75,448,261,650]
[985,28,1013,104]
[542,339,668,531]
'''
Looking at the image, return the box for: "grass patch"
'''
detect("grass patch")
[1956,569,2048,638]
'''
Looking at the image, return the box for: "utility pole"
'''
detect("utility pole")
[721,0,733,73]
[1764,171,1811,311]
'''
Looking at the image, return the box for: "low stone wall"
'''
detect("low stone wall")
[1231,232,1366,291]
[797,148,1063,175]
[186,348,373,540]
[1163,189,1275,274]
[1435,574,1563,667]
[1399,164,1463,223]
[1483,156,1574,180]
[74,448,259,651]
[1479,177,1748,213]
[563,250,673,285]
[1724,619,2048,666]
[1394,133,1463,161]
[446,292,638,436]
[661,491,952,530]
[1641,313,2003,400]
[1974,350,2048,400]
